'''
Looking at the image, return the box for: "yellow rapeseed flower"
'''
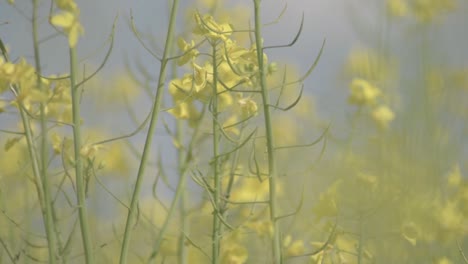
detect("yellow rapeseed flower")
[372,105,395,129]
[193,13,232,41]
[410,0,457,23]
[55,0,78,12]
[435,257,453,264]
[237,97,258,119]
[177,37,199,66]
[348,78,381,106]
[446,164,462,187]
[387,0,409,17]
[192,62,207,92]
[168,101,200,121]
[50,10,84,47]
[283,236,305,256]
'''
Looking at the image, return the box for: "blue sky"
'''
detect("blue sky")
[1,0,467,158]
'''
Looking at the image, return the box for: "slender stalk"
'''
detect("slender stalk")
[253,1,282,263]
[168,32,188,264]
[177,119,188,264]
[119,0,180,262]
[147,122,189,261]
[223,125,245,202]
[219,125,245,242]
[69,47,94,264]
[17,107,49,248]
[211,41,221,264]
[32,0,57,262]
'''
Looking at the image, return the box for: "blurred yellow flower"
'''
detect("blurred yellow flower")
[55,0,78,12]
[348,78,381,106]
[50,2,84,48]
[0,137,27,177]
[438,201,464,231]
[237,97,258,119]
[192,62,207,92]
[372,105,395,129]
[160,236,178,256]
[312,181,340,222]
[197,0,219,8]
[194,13,232,41]
[401,221,420,246]
[245,220,273,238]
[283,235,305,256]
[177,38,199,66]
[222,114,240,135]
[356,172,378,191]
[387,0,409,17]
[0,101,8,113]
[218,89,234,111]
[218,230,248,264]
[411,0,457,23]
[435,257,453,264]
[168,101,200,121]
[446,164,462,187]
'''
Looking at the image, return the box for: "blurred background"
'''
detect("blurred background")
[1,0,467,263]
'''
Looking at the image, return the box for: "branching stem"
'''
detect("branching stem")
[253,1,282,263]
[119,1,180,263]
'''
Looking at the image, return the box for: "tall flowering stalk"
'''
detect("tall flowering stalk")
[50,0,94,262]
[210,39,222,263]
[165,8,280,262]
[33,0,57,262]
[252,1,282,262]
[119,0,180,263]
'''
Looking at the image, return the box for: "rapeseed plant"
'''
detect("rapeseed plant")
[1,0,466,263]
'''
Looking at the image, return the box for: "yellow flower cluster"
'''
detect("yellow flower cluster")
[348,78,381,106]
[346,49,396,129]
[0,58,49,109]
[194,13,233,41]
[220,231,248,264]
[167,14,273,130]
[386,0,457,23]
[50,129,131,176]
[283,235,305,256]
[50,0,84,47]
[0,55,75,123]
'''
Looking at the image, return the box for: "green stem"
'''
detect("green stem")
[253,1,282,263]
[169,33,188,264]
[31,0,58,262]
[147,122,189,261]
[119,0,180,263]
[69,47,94,264]
[176,122,188,264]
[1,43,45,238]
[223,124,245,202]
[211,41,221,264]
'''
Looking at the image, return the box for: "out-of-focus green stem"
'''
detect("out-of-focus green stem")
[177,120,188,264]
[146,121,189,261]
[253,1,282,263]
[119,0,180,263]
[211,41,221,264]
[223,125,245,202]
[32,0,57,262]
[69,47,94,264]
